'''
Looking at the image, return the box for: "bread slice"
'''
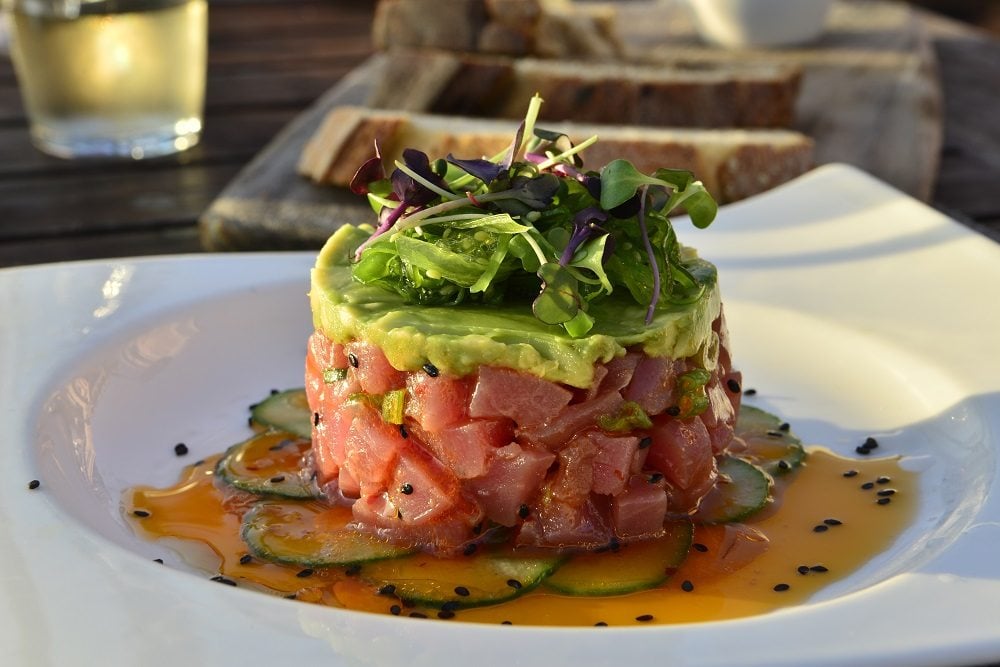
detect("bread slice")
[298,106,814,203]
[367,50,802,129]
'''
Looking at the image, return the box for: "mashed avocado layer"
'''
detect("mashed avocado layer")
[310,225,722,388]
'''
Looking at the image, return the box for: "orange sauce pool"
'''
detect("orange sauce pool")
[125,446,915,626]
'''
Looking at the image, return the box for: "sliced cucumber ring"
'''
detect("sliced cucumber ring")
[251,389,313,439]
[545,521,693,596]
[242,501,414,567]
[361,549,563,609]
[736,405,806,476]
[697,456,772,524]
[216,431,319,499]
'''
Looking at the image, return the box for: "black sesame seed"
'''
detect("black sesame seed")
[877,497,892,505]
[681,580,694,592]
[855,446,872,455]
[269,475,286,484]
[400,483,414,495]
[399,423,409,439]
[174,443,189,456]
[239,554,253,565]
[726,378,741,393]
[779,422,791,432]
[247,416,254,427]
[665,406,681,417]
[638,436,652,449]
[861,481,875,490]
[296,568,314,578]
[313,412,321,426]
[876,475,892,484]
[810,565,829,573]
[877,489,897,497]
[153,558,164,564]
[507,579,523,590]
[635,614,654,622]
[595,621,608,627]
[285,593,297,599]
[463,543,478,556]
[502,620,513,625]
[211,575,237,587]
[409,612,427,619]
[813,524,829,533]
[648,473,664,484]
[743,388,757,396]
[454,586,470,597]
[773,583,790,592]
[823,518,843,526]
[27,479,40,490]
[864,436,879,449]
[270,388,280,395]
[345,565,361,576]
[518,504,530,519]
[843,470,859,478]
[608,538,621,553]
[132,509,151,518]
[378,584,397,596]
[777,460,791,471]
[797,565,810,575]
[422,362,440,377]
[692,543,709,553]
[438,610,456,619]
[441,601,460,612]
[390,605,402,616]
[348,352,359,368]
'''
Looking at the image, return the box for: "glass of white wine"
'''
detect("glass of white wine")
[3,0,207,159]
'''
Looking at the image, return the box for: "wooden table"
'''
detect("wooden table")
[1,0,998,268]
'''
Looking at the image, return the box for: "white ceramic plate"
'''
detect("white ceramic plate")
[4,164,1000,667]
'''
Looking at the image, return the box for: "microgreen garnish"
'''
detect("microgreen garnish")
[346,95,718,336]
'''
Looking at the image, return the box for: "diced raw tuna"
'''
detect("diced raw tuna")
[600,352,641,394]
[590,432,641,496]
[646,416,716,492]
[611,474,669,539]
[466,442,555,526]
[419,418,513,479]
[519,390,625,449]
[385,443,470,525]
[469,366,573,427]
[342,404,406,496]
[405,373,472,433]
[623,356,685,414]
[346,341,406,395]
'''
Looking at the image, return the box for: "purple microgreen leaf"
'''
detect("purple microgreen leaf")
[559,207,608,266]
[446,154,506,185]
[391,148,453,206]
[349,141,385,195]
[637,185,660,325]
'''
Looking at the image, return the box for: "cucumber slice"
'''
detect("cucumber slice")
[361,549,562,609]
[697,456,772,524]
[251,389,312,439]
[242,501,414,567]
[545,521,693,596]
[736,405,806,476]
[216,431,320,499]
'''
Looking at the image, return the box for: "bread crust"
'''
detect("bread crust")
[299,106,815,203]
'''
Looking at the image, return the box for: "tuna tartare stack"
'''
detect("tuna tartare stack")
[306,96,744,555]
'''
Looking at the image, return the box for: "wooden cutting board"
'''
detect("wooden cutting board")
[199,0,941,252]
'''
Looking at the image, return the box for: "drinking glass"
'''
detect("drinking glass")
[4,0,207,159]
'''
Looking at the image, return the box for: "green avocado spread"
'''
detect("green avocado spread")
[310,225,722,388]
